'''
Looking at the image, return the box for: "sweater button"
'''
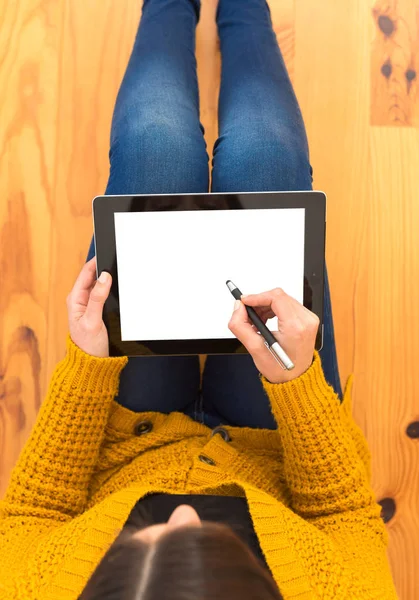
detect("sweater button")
[198,454,216,466]
[211,426,231,442]
[133,420,153,436]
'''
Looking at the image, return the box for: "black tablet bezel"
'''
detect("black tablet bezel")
[93,191,326,356]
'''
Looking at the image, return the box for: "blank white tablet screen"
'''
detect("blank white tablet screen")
[114,209,305,341]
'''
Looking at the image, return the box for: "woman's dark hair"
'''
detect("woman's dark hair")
[79,507,283,600]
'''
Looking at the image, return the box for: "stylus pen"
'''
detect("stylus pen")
[226,280,295,371]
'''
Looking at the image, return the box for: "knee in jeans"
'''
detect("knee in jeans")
[110,112,208,189]
[112,114,185,158]
[215,124,311,190]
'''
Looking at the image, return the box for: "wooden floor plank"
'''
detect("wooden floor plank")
[363,126,419,597]
[0,0,63,499]
[371,0,419,126]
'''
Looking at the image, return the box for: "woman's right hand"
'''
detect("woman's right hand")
[228,288,320,384]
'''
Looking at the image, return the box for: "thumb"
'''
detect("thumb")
[228,299,265,353]
[84,271,112,326]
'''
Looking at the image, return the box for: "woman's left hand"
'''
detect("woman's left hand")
[67,256,112,358]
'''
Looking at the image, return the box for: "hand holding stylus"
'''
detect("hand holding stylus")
[228,285,319,384]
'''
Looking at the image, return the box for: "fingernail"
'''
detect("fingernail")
[241,294,247,298]
[98,271,109,284]
[234,299,241,311]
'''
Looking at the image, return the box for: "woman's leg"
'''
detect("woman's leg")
[202,0,343,429]
[86,0,208,415]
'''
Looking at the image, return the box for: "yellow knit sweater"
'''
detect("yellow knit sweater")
[0,335,397,600]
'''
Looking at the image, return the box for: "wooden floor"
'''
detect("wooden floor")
[1,0,418,597]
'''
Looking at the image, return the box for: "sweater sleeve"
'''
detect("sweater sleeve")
[0,334,128,521]
[260,351,398,598]
[260,350,376,518]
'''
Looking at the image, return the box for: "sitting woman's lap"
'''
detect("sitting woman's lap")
[85,117,343,431]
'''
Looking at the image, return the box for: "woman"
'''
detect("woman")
[0,0,397,598]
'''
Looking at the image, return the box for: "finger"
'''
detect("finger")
[83,271,112,326]
[254,306,276,322]
[247,307,276,331]
[67,257,98,309]
[241,288,297,323]
[243,290,320,331]
[236,300,273,324]
[228,300,266,354]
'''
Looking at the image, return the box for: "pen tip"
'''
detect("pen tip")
[226,280,236,293]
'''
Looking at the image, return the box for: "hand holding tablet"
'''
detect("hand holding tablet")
[66,256,112,358]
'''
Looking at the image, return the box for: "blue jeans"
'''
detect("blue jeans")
[86,0,343,429]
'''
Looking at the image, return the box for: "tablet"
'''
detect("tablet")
[92,192,326,357]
